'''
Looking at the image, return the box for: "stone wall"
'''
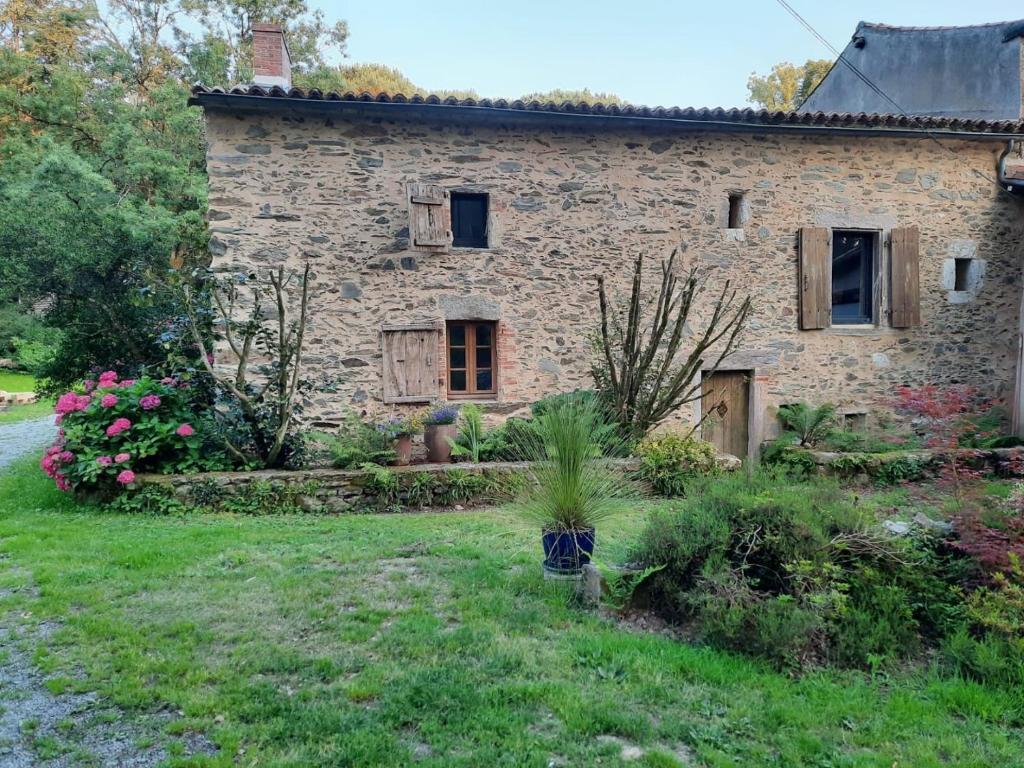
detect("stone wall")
[201,106,1024,442]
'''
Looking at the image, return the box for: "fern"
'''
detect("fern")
[777,402,836,448]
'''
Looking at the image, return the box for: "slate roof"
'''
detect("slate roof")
[800,20,1024,120]
[190,85,1024,137]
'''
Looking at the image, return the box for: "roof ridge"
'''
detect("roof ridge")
[189,85,1024,135]
[857,18,1024,33]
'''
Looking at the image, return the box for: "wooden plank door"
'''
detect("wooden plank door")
[701,371,750,458]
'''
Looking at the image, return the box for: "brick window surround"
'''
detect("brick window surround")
[446,321,497,399]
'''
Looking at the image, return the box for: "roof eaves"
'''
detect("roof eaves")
[188,86,1024,138]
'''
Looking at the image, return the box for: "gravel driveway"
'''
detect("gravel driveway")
[0,416,56,471]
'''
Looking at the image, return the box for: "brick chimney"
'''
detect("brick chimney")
[252,23,291,89]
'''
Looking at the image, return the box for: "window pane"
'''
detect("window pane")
[832,232,873,324]
[476,323,491,346]
[449,324,465,346]
[449,348,466,369]
[450,370,467,391]
[451,193,488,248]
[476,370,492,391]
[475,346,491,369]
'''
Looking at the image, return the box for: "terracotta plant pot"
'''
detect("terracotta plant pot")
[424,423,457,463]
[392,434,413,466]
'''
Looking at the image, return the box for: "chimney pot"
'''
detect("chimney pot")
[252,23,291,89]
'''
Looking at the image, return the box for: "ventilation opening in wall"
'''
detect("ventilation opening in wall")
[954,258,972,291]
[843,412,868,432]
[727,193,744,229]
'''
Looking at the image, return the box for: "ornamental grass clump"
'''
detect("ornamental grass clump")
[515,395,636,535]
[41,372,230,495]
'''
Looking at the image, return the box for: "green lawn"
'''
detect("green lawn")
[0,398,53,424]
[1,460,1022,767]
[0,371,35,392]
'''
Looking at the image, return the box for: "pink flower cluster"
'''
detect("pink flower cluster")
[117,470,136,485]
[101,394,118,408]
[40,443,72,491]
[106,418,132,437]
[139,394,161,410]
[55,392,91,416]
[98,370,118,387]
[176,423,194,437]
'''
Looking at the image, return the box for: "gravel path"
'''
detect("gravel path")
[0,575,217,766]
[0,416,56,471]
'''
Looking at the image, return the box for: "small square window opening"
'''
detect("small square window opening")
[843,413,867,432]
[446,321,497,399]
[831,230,875,325]
[954,258,971,291]
[727,193,744,229]
[451,192,488,248]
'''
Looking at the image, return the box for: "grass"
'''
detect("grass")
[0,371,51,424]
[0,371,35,392]
[0,398,53,424]
[1,459,1023,766]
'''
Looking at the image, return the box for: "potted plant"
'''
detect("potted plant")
[515,395,633,576]
[377,415,417,466]
[422,404,460,463]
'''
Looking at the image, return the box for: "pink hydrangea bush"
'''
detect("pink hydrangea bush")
[41,373,230,494]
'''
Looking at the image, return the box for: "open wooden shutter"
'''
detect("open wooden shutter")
[890,226,921,328]
[798,227,830,330]
[406,183,451,252]
[382,323,441,403]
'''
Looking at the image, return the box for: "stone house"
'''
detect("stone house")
[191,24,1024,458]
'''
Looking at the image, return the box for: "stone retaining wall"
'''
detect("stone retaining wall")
[138,460,550,513]
[806,446,1023,479]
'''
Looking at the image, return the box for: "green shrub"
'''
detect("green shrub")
[874,455,927,485]
[107,484,186,515]
[480,417,541,461]
[634,431,717,497]
[761,437,817,476]
[358,464,400,513]
[219,479,320,515]
[323,412,395,468]
[631,470,943,670]
[777,402,836,447]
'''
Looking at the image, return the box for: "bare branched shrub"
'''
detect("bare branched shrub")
[182,264,310,468]
[594,250,751,440]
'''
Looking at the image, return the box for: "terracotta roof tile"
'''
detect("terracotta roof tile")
[190,85,1024,136]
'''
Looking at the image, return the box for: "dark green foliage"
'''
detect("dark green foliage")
[632,470,944,669]
[0,306,62,376]
[776,402,836,447]
[320,414,395,469]
[107,484,186,515]
[218,480,320,515]
[634,431,718,497]
[479,417,542,461]
[875,455,927,485]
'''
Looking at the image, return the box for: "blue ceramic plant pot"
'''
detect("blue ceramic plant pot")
[541,527,596,575]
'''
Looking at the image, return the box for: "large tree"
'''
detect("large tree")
[746,59,832,111]
[0,0,347,388]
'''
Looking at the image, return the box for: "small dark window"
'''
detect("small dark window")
[954,258,971,291]
[831,230,874,325]
[727,193,744,229]
[451,192,488,248]
[446,321,497,398]
[843,413,867,432]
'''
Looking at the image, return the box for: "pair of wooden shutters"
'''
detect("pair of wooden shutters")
[407,183,452,252]
[798,226,920,330]
[381,324,440,403]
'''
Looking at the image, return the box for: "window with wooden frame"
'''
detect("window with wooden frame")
[446,321,497,399]
[798,225,919,330]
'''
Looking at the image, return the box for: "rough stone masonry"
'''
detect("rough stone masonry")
[196,98,1024,449]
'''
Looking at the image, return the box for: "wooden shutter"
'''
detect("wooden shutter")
[798,227,830,330]
[890,226,921,328]
[382,323,440,403]
[406,183,451,252]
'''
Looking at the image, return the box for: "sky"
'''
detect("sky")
[324,0,1020,107]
